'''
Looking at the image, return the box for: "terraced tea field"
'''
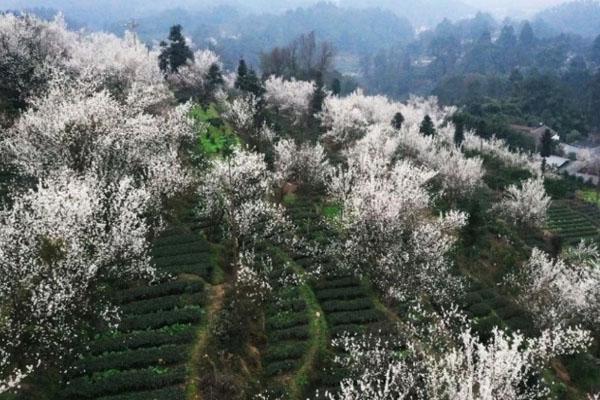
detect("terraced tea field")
[61,226,218,400]
[547,200,600,245]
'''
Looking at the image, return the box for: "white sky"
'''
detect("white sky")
[463,0,568,16]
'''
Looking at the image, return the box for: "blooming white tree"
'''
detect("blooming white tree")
[328,308,591,400]
[222,94,259,137]
[0,13,171,123]
[508,244,600,329]
[326,142,466,301]
[463,133,542,175]
[166,49,223,102]
[498,177,550,228]
[197,148,291,255]
[3,76,194,205]
[264,76,315,123]
[0,170,155,390]
[273,139,329,187]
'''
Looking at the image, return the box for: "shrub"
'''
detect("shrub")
[89,325,196,355]
[121,293,205,315]
[63,366,187,399]
[469,302,492,318]
[314,276,360,290]
[74,344,189,375]
[154,253,208,267]
[264,342,307,363]
[152,240,211,258]
[462,292,483,306]
[119,307,204,332]
[116,281,203,304]
[267,312,309,330]
[269,326,310,342]
[315,286,365,301]
[265,360,299,377]
[321,298,372,312]
[495,305,521,320]
[327,309,382,326]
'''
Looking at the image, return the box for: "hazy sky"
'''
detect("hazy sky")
[462,0,568,15]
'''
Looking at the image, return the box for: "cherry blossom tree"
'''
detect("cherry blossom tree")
[0,170,155,390]
[325,143,466,301]
[264,76,315,123]
[273,139,328,187]
[498,177,550,228]
[327,307,591,400]
[507,244,600,329]
[166,49,224,102]
[197,148,291,257]
[0,13,73,122]
[3,76,194,205]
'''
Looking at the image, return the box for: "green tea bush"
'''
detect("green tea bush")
[469,303,492,318]
[315,287,365,301]
[269,326,310,342]
[119,307,204,332]
[327,309,381,326]
[321,298,372,312]
[116,281,203,304]
[89,325,196,355]
[63,366,187,399]
[121,293,205,315]
[75,344,189,375]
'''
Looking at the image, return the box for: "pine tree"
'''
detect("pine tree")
[540,129,555,158]
[234,59,248,90]
[419,115,436,136]
[311,71,326,114]
[235,59,264,97]
[208,64,224,86]
[158,25,194,74]
[519,21,535,47]
[391,112,405,130]
[331,78,341,96]
[454,117,465,145]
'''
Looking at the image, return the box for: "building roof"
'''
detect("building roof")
[545,155,570,169]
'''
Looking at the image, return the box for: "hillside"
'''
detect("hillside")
[0,12,599,400]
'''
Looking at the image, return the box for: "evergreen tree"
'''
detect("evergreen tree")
[519,22,535,47]
[590,72,600,129]
[331,78,341,96]
[234,59,248,90]
[158,25,194,74]
[419,115,436,136]
[311,71,327,114]
[235,59,264,97]
[540,129,555,157]
[207,63,224,87]
[453,117,465,145]
[391,112,405,130]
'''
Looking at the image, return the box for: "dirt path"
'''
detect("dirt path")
[186,283,227,400]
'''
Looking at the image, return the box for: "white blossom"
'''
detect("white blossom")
[273,139,328,186]
[0,170,155,386]
[264,76,315,122]
[498,177,550,228]
[508,244,600,328]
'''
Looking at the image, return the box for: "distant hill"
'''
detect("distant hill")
[340,0,476,28]
[535,0,600,38]
[109,3,414,70]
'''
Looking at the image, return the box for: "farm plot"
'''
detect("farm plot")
[547,201,599,245]
[460,281,535,339]
[61,227,217,400]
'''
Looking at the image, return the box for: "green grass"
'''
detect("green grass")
[189,104,238,157]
